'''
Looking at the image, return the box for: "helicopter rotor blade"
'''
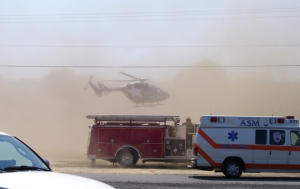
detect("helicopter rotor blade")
[120,72,140,80]
[120,72,149,82]
[103,79,136,82]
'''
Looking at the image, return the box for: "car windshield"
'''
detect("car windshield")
[0,134,50,172]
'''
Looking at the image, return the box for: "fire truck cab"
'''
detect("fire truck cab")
[191,115,300,178]
[86,115,196,167]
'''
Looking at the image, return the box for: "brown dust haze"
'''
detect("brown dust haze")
[0,60,300,159]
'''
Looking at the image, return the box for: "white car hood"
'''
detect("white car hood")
[0,171,115,189]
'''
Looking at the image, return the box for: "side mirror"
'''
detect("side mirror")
[43,159,50,167]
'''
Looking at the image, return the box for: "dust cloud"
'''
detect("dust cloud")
[0,62,300,159]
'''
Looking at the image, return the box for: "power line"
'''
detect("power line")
[1,10,299,19]
[1,15,299,23]
[0,65,300,68]
[1,7,299,17]
[1,44,299,48]
[0,7,299,23]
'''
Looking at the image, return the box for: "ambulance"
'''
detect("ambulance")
[190,115,300,178]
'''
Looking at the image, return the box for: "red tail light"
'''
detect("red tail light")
[211,117,217,122]
[278,118,284,124]
[193,147,197,156]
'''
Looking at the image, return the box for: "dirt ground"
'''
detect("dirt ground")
[50,159,300,177]
[50,159,203,175]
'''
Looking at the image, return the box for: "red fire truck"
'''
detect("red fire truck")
[86,115,196,167]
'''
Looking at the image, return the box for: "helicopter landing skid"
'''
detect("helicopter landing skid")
[135,103,164,107]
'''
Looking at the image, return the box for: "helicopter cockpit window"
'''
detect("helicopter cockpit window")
[125,84,132,89]
[134,83,148,89]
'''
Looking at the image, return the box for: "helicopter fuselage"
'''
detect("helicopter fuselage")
[122,82,169,104]
[107,82,169,104]
[86,72,170,106]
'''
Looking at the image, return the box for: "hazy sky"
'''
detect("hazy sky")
[1,0,300,81]
[1,0,300,158]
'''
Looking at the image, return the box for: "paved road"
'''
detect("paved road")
[75,173,300,189]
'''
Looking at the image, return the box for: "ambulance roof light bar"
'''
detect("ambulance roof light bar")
[209,115,295,124]
[270,117,285,124]
[210,117,225,123]
[285,116,295,119]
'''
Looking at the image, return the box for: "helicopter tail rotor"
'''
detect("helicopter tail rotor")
[84,75,103,97]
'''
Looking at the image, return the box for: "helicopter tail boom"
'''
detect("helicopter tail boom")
[89,81,103,97]
[85,76,112,97]
[97,82,111,95]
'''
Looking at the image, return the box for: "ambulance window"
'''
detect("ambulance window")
[255,130,267,144]
[270,130,285,145]
[290,131,300,146]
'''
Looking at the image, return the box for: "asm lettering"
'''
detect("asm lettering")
[240,120,260,126]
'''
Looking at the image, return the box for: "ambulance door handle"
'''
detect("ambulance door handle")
[289,151,291,155]
[269,151,272,155]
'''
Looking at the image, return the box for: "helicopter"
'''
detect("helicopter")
[85,72,170,106]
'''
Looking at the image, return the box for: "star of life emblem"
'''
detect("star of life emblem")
[228,131,238,141]
[273,132,282,143]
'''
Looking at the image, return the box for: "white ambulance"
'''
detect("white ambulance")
[190,115,300,178]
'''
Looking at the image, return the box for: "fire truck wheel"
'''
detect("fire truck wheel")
[222,159,243,178]
[117,149,138,167]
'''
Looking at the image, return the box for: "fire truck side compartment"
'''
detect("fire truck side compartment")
[88,125,165,160]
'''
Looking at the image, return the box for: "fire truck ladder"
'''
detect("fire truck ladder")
[86,115,180,125]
